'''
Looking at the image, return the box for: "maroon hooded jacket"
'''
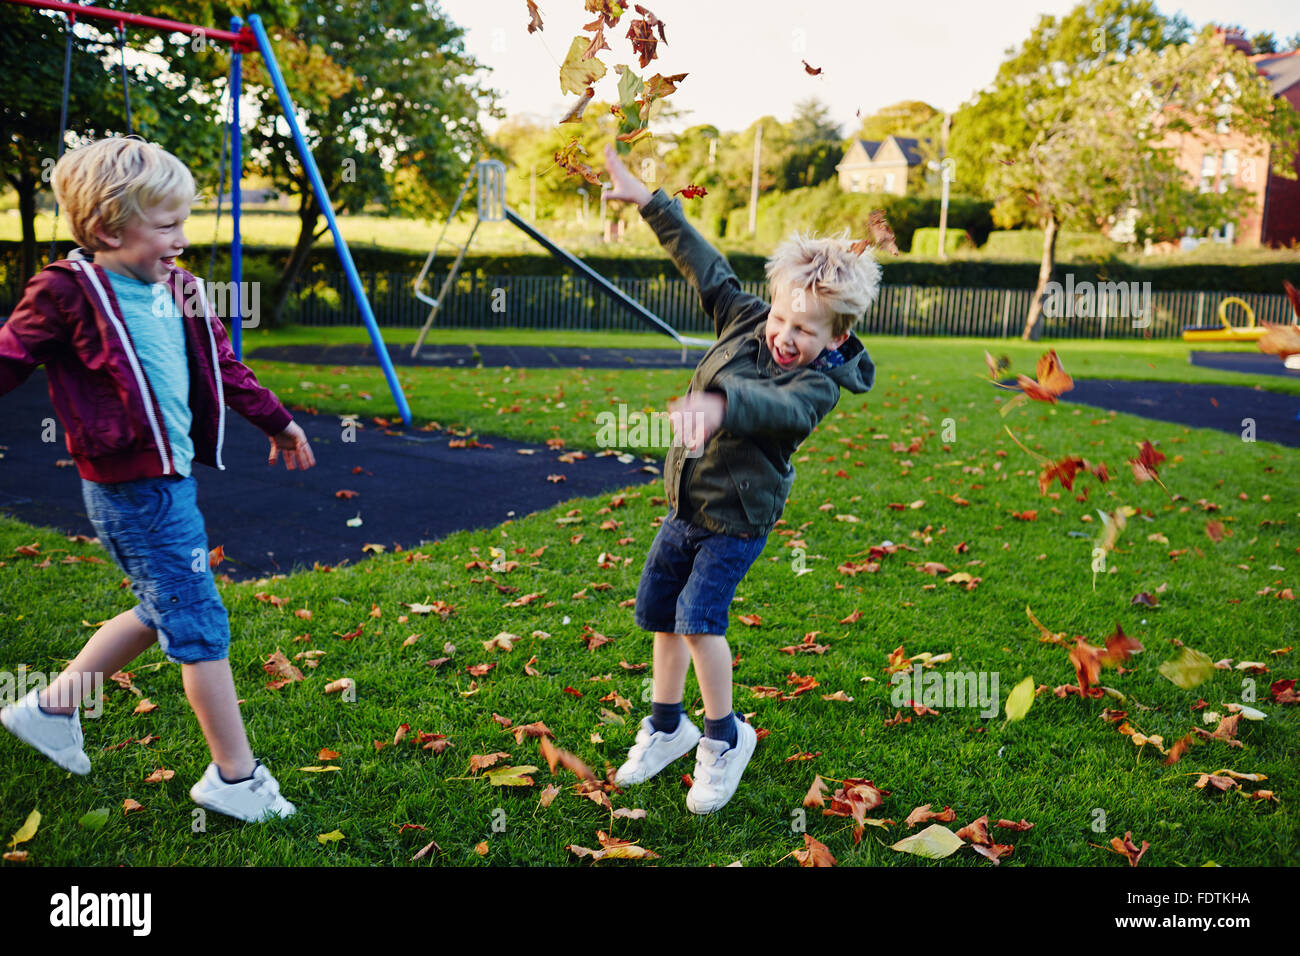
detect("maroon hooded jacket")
[0,250,293,483]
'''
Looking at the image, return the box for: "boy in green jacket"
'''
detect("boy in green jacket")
[601,144,879,813]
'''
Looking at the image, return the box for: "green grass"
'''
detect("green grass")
[0,336,1296,866]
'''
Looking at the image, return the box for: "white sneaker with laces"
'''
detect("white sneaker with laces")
[686,718,757,814]
[190,760,296,822]
[0,688,91,775]
[614,714,702,786]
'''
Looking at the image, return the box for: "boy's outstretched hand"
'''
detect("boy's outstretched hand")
[601,144,653,209]
[268,421,316,470]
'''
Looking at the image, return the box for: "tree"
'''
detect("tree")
[949,0,1190,228]
[996,27,1300,339]
[790,97,840,145]
[238,0,503,323]
[1250,31,1277,54]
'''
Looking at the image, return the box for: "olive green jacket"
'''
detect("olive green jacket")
[639,188,876,538]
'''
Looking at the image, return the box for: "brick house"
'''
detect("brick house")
[835,136,929,196]
[1152,29,1300,248]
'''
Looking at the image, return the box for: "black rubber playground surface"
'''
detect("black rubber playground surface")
[2,349,1295,582]
[0,368,660,582]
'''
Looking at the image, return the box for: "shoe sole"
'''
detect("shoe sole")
[0,707,91,776]
[686,727,756,815]
[615,725,701,786]
[190,787,296,823]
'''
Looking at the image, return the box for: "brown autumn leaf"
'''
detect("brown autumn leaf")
[995,818,1035,832]
[803,774,828,808]
[143,768,175,784]
[1108,831,1150,867]
[133,698,157,715]
[801,59,823,76]
[525,0,543,34]
[122,798,144,814]
[1194,773,1239,792]
[539,783,561,807]
[262,649,305,683]
[1128,439,1167,486]
[792,833,835,866]
[955,815,991,845]
[510,721,556,744]
[1016,350,1074,403]
[737,613,762,627]
[905,804,956,828]
[468,752,511,773]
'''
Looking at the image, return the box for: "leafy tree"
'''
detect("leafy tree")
[790,97,841,145]
[234,0,502,323]
[992,26,1300,339]
[1250,31,1277,54]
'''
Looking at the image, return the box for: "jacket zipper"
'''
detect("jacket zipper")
[192,279,227,470]
[75,262,173,475]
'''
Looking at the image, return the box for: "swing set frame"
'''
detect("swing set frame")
[6,0,414,425]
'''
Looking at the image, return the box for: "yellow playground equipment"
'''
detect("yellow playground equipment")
[1181,297,1266,342]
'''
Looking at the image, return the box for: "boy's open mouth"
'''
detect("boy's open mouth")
[772,344,798,366]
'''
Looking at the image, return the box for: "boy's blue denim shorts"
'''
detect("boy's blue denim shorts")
[80,474,231,664]
[634,511,769,636]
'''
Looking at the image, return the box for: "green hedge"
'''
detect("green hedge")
[982,229,1122,260]
[4,238,1298,311]
[910,227,975,256]
[724,180,996,252]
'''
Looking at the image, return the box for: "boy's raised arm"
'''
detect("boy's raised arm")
[603,144,764,338]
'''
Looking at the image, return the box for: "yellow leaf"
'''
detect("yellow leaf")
[1158,647,1216,689]
[1004,675,1035,722]
[559,36,607,95]
[299,766,343,773]
[317,830,346,843]
[485,765,538,786]
[890,823,965,859]
[8,809,40,849]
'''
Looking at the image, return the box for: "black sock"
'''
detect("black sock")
[217,760,259,785]
[705,711,744,749]
[649,700,684,734]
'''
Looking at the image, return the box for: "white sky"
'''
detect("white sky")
[437,0,1298,136]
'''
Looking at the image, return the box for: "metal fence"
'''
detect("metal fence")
[289,272,1296,339]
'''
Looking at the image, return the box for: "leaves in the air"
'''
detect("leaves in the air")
[1128,439,1167,489]
[1158,646,1216,689]
[801,59,823,76]
[624,4,666,69]
[673,184,707,199]
[525,0,543,34]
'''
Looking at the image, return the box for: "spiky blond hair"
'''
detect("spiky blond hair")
[51,136,195,252]
[764,228,883,337]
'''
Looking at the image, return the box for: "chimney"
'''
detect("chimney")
[1213,26,1252,55]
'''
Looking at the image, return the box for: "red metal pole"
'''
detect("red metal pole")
[2,0,256,50]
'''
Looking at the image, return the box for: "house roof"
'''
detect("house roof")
[845,136,928,167]
[1251,49,1300,97]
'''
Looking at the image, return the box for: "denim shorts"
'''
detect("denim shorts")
[634,511,769,636]
[81,474,231,664]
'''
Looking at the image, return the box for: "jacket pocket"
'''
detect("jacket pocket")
[721,442,778,528]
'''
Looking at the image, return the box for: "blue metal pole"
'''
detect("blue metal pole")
[230,16,243,360]
[246,14,412,425]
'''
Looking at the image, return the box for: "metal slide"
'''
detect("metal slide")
[411,159,710,363]
[503,208,712,363]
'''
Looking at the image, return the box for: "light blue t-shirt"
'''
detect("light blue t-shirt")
[105,270,194,477]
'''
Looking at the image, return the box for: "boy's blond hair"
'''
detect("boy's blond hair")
[765,228,883,337]
[51,136,195,252]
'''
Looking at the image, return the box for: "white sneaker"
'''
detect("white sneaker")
[0,688,91,775]
[190,760,296,822]
[614,714,702,786]
[686,718,757,814]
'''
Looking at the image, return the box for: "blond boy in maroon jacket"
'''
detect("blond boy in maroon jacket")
[0,137,312,823]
